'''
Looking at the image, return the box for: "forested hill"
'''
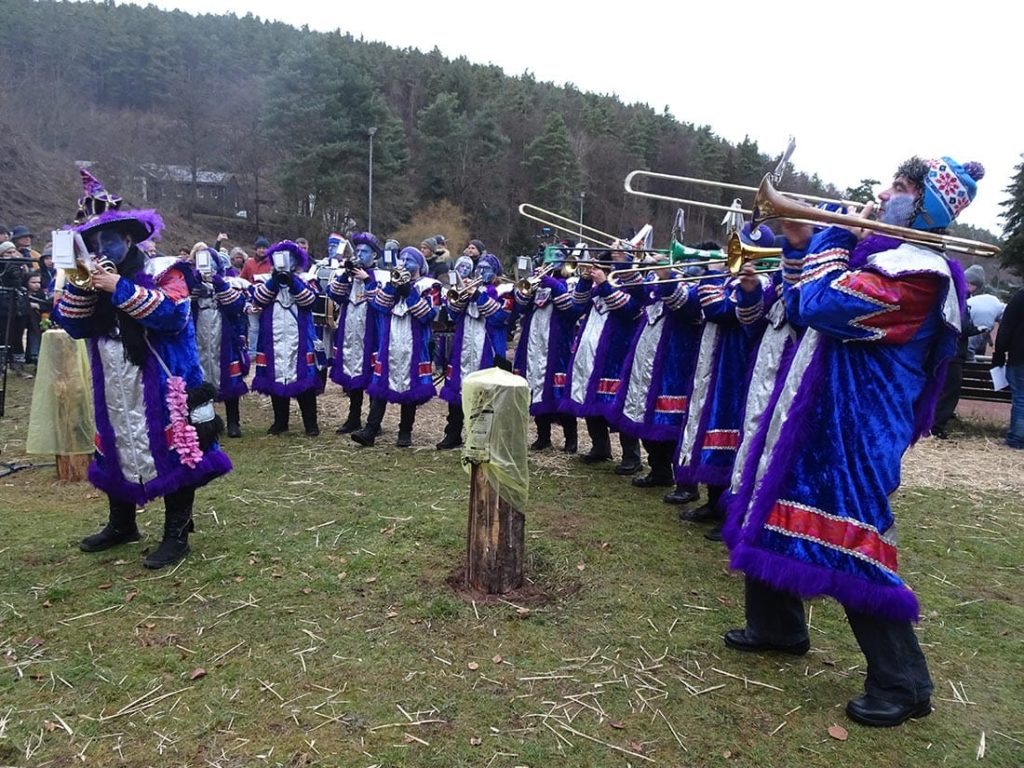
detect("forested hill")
[0,0,997,256]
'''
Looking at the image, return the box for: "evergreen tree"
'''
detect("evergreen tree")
[524,113,578,216]
[1000,154,1024,275]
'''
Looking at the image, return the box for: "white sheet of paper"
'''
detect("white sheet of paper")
[51,230,76,269]
[990,365,1009,391]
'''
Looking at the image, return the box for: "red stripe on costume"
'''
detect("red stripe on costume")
[418,361,433,376]
[306,352,316,364]
[703,429,739,449]
[228,361,242,376]
[254,352,267,365]
[655,395,688,413]
[766,501,898,573]
[597,378,620,395]
[371,352,381,375]
[553,373,566,387]
[94,432,103,454]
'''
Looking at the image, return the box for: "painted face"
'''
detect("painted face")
[94,229,131,265]
[475,261,496,284]
[878,177,922,227]
[455,259,474,279]
[327,239,341,260]
[401,250,422,276]
[355,243,376,268]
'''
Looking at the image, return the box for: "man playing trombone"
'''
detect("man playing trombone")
[723,156,985,727]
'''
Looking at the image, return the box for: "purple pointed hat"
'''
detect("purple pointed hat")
[74,169,163,243]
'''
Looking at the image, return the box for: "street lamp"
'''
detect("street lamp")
[367,126,378,233]
[578,191,586,241]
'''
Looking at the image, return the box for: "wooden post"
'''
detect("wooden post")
[56,454,91,482]
[465,463,525,594]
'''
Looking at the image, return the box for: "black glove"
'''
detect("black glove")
[274,270,292,288]
[991,350,1006,368]
[396,281,411,298]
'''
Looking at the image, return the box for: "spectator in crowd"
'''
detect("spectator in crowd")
[24,271,46,365]
[229,247,248,275]
[140,240,158,258]
[993,286,1024,449]
[0,224,9,242]
[0,240,31,378]
[11,225,40,262]
[963,265,1005,358]
[38,245,56,288]
[177,247,191,258]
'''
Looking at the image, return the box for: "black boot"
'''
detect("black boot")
[397,403,416,448]
[436,402,464,450]
[352,397,387,447]
[614,434,643,475]
[142,487,195,569]
[80,496,141,552]
[633,440,675,487]
[664,483,700,505]
[561,415,578,454]
[267,395,290,434]
[530,414,553,451]
[224,397,242,438]
[297,390,320,437]
[580,417,613,463]
[336,389,364,434]
[680,484,726,523]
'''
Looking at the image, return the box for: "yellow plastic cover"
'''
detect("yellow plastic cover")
[26,329,96,456]
[461,368,530,508]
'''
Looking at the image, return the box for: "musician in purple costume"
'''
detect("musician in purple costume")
[327,232,386,434]
[512,251,582,453]
[561,247,645,473]
[437,253,512,450]
[53,174,231,570]
[610,271,704,488]
[674,228,773,536]
[351,247,439,448]
[723,157,982,728]
[251,240,324,437]
[191,246,250,438]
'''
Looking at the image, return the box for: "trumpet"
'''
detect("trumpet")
[391,266,412,286]
[67,254,117,291]
[515,264,555,294]
[446,277,483,303]
[749,175,1001,257]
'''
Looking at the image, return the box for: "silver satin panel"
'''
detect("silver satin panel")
[742,329,822,527]
[342,299,368,379]
[460,315,487,381]
[569,310,608,405]
[194,299,222,392]
[272,295,299,385]
[676,324,720,468]
[622,303,664,423]
[526,305,552,405]
[97,336,157,484]
[388,314,414,393]
[729,320,790,494]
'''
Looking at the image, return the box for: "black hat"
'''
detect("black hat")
[11,225,32,240]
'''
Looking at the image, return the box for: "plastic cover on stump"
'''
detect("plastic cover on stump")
[26,329,95,455]
[461,368,530,508]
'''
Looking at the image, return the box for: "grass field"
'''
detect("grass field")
[1,374,1022,767]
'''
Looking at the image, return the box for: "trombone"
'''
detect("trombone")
[606,233,782,285]
[515,264,556,294]
[749,175,1001,257]
[624,170,873,215]
[446,277,483,303]
[518,203,620,247]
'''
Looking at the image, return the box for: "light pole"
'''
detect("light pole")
[578,191,586,241]
[367,126,378,233]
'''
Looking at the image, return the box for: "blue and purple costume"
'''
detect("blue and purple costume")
[367,275,439,405]
[193,273,250,401]
[439,285,512,404]
[54,257,232,505]
[250,272,323,398]
[327,268,389,391]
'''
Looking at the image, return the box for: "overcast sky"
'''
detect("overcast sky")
[123,0,1018,234]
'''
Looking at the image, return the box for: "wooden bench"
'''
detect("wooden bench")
[961,358,1012,403]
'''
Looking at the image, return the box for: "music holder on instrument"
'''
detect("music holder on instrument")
[461,368,530,594]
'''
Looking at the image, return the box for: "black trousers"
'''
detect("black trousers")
[642,439,675,476]
[932,359,963,431]
[584,416,640,462]
[744,576,933,705]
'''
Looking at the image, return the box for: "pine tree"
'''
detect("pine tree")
[1000,154,1024,275]
[523,113,578,216]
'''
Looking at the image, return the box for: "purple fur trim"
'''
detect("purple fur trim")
[616,420,681,443]
[849,234,902,269]
[729,543,920,622]
[89,446,232,506]
[266,240,311,272]
[253,374,321,398]
[75,208,165,242]
[370,380,436,405]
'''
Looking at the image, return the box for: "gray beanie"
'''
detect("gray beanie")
[964,264,986,288]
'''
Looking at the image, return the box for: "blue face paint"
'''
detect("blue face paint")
[455,259,474,279]
[327,239,341,260]
[355,243,376,268]
[475,263,495,283]
[401,251,421,276]
[95,229,130,264]
[880,193,918,227]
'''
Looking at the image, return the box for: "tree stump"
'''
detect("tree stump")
[56,454,91,482]
[465,463,525,594]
